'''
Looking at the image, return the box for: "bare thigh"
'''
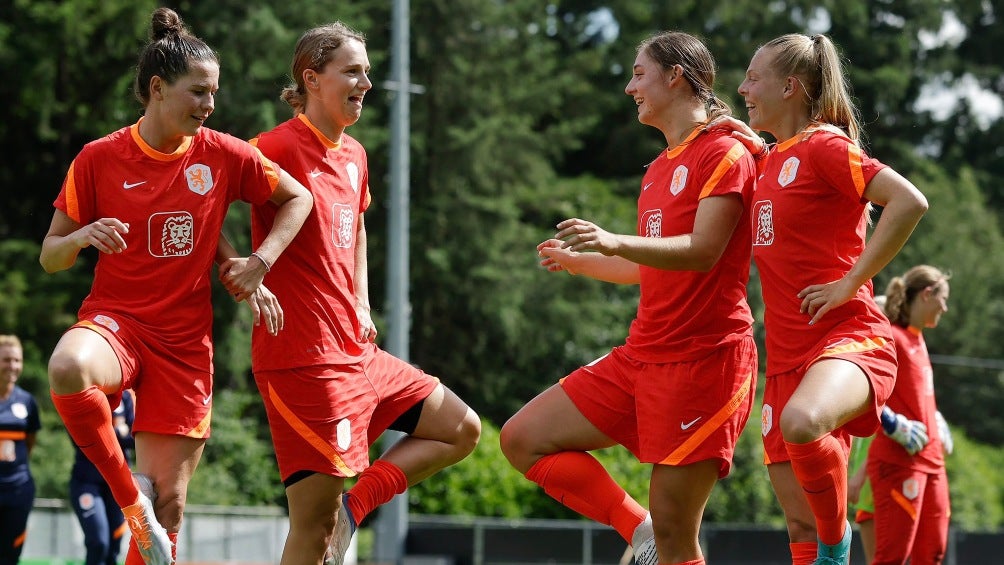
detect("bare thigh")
[499,384,615,473]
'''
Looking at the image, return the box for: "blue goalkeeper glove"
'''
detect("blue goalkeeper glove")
[880,406,929,455]
[935,410,953,456]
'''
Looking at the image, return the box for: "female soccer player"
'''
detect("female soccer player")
[41,8,312,565]
[734,34,928,564]
[247,23,480,565]
[0,335,40,564]
[500,31,758,565]
[869,265,952,564]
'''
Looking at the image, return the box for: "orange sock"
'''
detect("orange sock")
[169,532,178,560]
[786,434,847,545]
[525,451,646,543]
[125,538,141,565]
[345,459,408,523]
[52,387,138,507]
[790,541,817,565]
[672,560,705,565]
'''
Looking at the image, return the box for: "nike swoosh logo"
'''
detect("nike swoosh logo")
[309,170,324,178]
[643,182,654,191]
[123,181,147,189]
[680,417,702,430]
[202,395,212,406]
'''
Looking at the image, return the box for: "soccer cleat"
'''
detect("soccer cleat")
[631,513,658,565]
[812,521,852,565]
[325,493,358,565]
[123,488,173,565]
[134,473,157,501]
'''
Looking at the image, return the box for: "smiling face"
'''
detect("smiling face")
[148,59,220,142]
[624,50,673,129]
[306,38,372,133]
[0,344,22,392]
[737,47,788,135]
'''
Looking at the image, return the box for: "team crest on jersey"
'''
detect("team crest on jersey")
[10,403,27,420]
[753,200,774,246]
[336,418,352,451]
[150,211,195,257]
[93,315,120,333]
[902,478,920,500]
[185,164,214,195]
[78,492,96,511]
[640,209,662,238]
[778,157,800,187]
[346,162,360,193]
[331,203,354,248]
[761,404,773,436]
[670,165,688,195]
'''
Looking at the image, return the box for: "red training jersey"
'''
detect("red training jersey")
[621,127,756,363]
[250,114,372,370]
[869,324,944,472]
[54,121,279,368]
[752,127,892,375]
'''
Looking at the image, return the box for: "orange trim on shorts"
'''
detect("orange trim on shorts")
[814,336,888,362]
[185,409,212,439]
[112,521,127,540]
[891,489,918,521]
[659,370,754,465]
[699,142,746,199]
[0,431,26,441]
[266,382,356,477]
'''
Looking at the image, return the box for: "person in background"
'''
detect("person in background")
[70,389,136,565]
[868,265,953,564]
[0,335,40,565]
[40,7,312,565]
[732,33,928,565]
[501,30,758,565]
[247,22,480,565]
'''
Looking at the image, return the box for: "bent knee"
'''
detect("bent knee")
[779,404,829,443]
[48,351,92,393]
[456,411,481,456]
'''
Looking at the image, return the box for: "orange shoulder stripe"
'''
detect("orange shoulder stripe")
[64,161,81,223]
[847,143,866,197]
[699,142,746,199]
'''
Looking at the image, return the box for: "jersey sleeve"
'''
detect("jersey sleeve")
[812,133,888,203]
[697,139,756,201]
[26,394,40,434]
[53,153,97,224]
[227,135,280,205]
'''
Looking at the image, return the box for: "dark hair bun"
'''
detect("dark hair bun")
[150,7,186,41]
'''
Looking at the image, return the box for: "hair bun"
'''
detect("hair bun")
[150,7,186,41]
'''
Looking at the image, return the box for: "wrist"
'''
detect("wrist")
[880,406,898,434]
[250,251,272,272]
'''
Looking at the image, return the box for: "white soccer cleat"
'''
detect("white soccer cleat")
[325,493,357,565]
[631,513,658,565]
[123,489,173,565]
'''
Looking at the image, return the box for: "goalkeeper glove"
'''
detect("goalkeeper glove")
[935,410,953,456]
[880,406,929,455]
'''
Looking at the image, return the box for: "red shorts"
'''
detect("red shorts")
[73,313,213,438]
[562,337,757,478]
[761,335,896,464]
[869,461,950,564]
[255,348,440,481]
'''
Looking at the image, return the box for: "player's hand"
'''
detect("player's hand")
[554,218,621,256]
[537,238,579,275]
[246,285,283,336]
[357,304,377,343]
[73,218,130,254]
[884,413,930,455]
[219,256,266,302]
[797,277,860,325]
[935,410,954,456]
[707,116,767,158]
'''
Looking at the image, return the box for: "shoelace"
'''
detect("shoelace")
[126,514,155,550]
